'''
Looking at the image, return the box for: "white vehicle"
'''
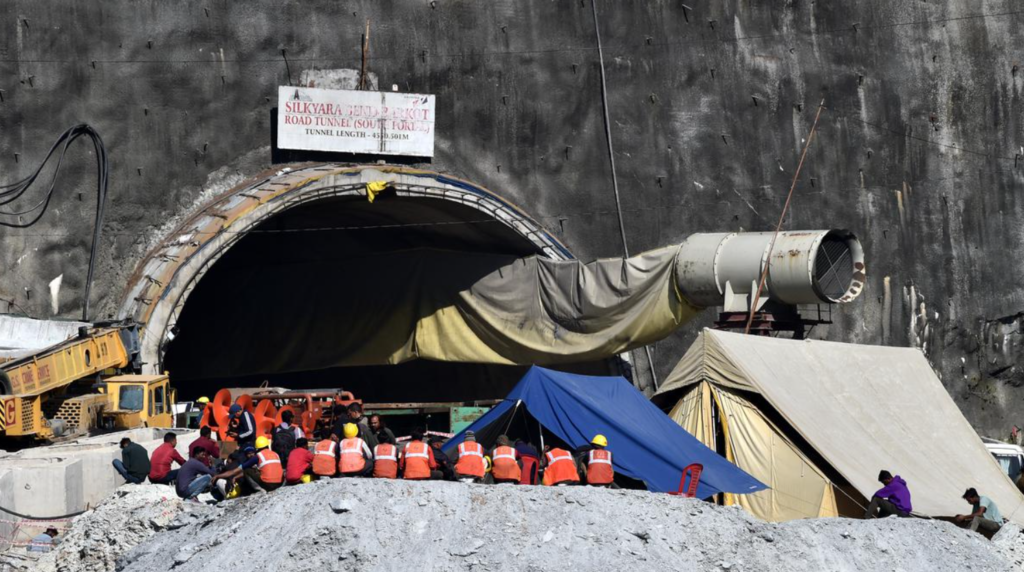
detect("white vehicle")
[983,438,1024,485]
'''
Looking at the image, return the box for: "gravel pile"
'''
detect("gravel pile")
[994,523,1024,571]
[23,484,198,572]
[77,479,1014,572]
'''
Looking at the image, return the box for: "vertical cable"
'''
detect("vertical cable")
[591,0,659,389]
[590,0,629,258]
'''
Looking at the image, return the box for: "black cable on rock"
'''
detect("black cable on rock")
[0,125,109,321]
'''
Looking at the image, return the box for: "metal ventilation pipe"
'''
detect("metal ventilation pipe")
[675,229,865,311]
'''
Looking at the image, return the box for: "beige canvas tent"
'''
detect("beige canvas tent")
[653,329,1024,524]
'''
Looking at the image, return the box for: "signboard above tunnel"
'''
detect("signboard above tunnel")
[277,86,435,158]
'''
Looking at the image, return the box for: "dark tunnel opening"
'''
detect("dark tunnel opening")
[162,193,615,406]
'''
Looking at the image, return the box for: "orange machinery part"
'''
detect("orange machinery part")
[200,389,358,441]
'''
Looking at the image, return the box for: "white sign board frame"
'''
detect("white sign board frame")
[277,87,436,157]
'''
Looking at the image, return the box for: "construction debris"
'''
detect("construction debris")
[993,524,1024,571]
[15,479,1017,572]
[12,485,193,572]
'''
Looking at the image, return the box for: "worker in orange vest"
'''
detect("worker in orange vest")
[541,444,580,486]
[454,431,487,482]
[490,435,521,484]
[312,433,339,478]
[400,428,438,480]
[338,423,374,477]
[581,434,614,487]
[250,436,283,491]
[372,433,400,479]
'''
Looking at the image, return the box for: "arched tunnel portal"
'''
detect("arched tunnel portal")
[119,165,616,416]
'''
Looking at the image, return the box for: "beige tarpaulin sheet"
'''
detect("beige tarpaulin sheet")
[655,329,1024,524]
[175,247,700,379]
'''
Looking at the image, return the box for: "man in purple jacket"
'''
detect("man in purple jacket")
[864,470,912,518]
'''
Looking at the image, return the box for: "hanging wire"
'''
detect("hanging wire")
[0,125,109,321]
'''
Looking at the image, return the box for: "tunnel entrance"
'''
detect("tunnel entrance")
[140,166,614,415]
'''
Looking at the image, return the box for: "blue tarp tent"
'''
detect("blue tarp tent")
[443,366,766,498]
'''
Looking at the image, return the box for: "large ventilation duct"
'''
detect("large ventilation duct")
[676,229,865,312]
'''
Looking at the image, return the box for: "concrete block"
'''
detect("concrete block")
[5,457,84,516]
[12,428,202,513]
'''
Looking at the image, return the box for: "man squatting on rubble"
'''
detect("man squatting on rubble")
[956,487,1003,534]
[862,471,1008,536]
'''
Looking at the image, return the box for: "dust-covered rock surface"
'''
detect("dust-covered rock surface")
[33,479,1010,572]
[993,523,1024,571]
[13,484,197,572]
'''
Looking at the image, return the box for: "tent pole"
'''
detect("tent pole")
[538,420,545,451]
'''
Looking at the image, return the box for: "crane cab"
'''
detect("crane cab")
[101,374,176,430]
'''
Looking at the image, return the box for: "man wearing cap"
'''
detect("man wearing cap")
[226,404,256,449]
[864,470,912,518]
[956,488,1003,534]
[27,527,60,552]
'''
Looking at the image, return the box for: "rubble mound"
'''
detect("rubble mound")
[993,523,1024,571]
[27,484,207,572]
[79,479,1013,572]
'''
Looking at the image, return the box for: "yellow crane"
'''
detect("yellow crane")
[0,323,176,441]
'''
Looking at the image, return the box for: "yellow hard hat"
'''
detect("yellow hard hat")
[591,434,608,447]
[255,436,271,450]
[196,396,210,404]
[300,474,313,484]
[343,423,359,439]
[484,456,492,473]
[226,482,242,499]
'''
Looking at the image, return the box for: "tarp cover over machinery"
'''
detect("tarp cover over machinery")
[653,329,1024,524]
[444,366,767,498]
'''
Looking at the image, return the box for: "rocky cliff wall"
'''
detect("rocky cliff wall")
[1,0,1022,434]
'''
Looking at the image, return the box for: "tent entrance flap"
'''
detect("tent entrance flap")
[672,382,842,521]
[444,366,766,498]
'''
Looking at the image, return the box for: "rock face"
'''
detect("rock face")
[39,479,1015,572]
[1,1,1023,431]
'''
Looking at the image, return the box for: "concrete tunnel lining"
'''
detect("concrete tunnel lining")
[118,164,604,402]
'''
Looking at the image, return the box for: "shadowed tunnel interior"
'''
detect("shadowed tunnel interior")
[162,193,615,403]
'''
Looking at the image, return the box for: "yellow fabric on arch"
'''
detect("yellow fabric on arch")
[365,180,389,203]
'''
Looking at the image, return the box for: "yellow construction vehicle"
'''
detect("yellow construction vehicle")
[0,322,176,441]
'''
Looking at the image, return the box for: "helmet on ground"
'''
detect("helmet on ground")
[300,474,313,484]
[226,483,242,499]
[196,396,210,404]
[343,423,359,439]
[255,436,271,450]
[591,434,608,447]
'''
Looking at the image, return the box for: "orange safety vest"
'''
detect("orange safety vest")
[403,441,432,480]
[312,440,337,476]
[542,448,579,486]
[339,438,367,474]
[455,441,485,478]
[373,443,398,479]
[586,449,614,485]
[257,449,283,484]
[491,445,521,482]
